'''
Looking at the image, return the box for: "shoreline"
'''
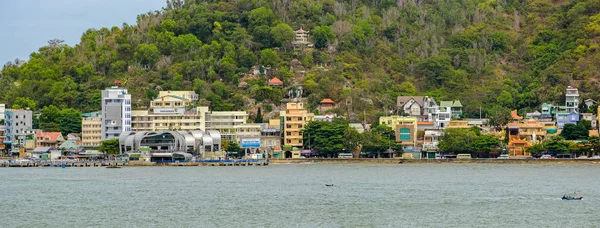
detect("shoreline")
[268,158,600,165]
[4,158,600,167]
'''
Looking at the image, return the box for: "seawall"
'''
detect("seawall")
[269,158,600,165]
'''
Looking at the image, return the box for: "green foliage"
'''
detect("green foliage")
[99,138,120,155]
[39,105,82,135]
[470,134,501,153]
[135,44,160,66]
[544,136,570,153]
[302,117,349,156]
[260,49,278,67]
[313,26,335,49]
[488,106,512,128]
[560,123,589,140]
[526,143,545,154]
[271,23,295,48]
[222,140,241,153]
[439,128,489,154]
[2,0,600,123]
[255,107,263,123]
[13,97,37,110]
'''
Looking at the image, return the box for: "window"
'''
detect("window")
[287,117,292,121]
[287,132,291,136]
[298,124,303,128]
[287,124,292,128]
[399,128,411,141]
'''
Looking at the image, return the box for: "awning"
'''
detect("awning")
[33,147,52,153]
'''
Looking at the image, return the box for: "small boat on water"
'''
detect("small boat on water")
[562,193,582,200]
[106,164,121,169]
[325,184,335,187]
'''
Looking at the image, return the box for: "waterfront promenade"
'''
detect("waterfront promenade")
[0,159,269,167]
[4,158,600,167]
[269,158,600,164]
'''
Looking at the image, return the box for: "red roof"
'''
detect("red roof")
[511,110,522,120]
[418,121,434,125]
[268,77,283,85]
[320,98,335,104]
[36,132,63,142]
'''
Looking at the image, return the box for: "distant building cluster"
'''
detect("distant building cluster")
[1,85,599,160]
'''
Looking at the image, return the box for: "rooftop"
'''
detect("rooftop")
[36,132,63,142]
[268,77,283,85]
[320,98,335,104]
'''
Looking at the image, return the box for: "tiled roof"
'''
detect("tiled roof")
[397,96,425,107]
[268,77,283,85]
[511,110,523,120]
[451,100,462,107]
[36,132,63,142]
[440,101,453,107]
[320,98,335,104]
[418,121,434,125]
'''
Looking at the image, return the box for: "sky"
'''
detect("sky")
[0,0,166,64]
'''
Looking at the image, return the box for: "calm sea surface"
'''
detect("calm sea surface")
[1,164,600,227]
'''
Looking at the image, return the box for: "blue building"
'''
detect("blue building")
[556,112,579,129]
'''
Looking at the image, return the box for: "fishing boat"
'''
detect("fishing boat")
[106,164,121,169]
[562,193,583,200]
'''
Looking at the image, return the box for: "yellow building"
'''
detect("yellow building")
[379,116,418,130]
[379,116,418,152]
[280,102,314,151]
[132,91,209,132]
[82,117,102,147]
[446,120,470,129]
[206,111,249,141]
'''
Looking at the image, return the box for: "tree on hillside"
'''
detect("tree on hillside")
[271,23,295,49]
[260,49,278,67]
[12,97,36,110]
[39,105,82,135]
[488,106,512,129]
[313,26,335,49]
[255,107,263,123]
[560,123,589,140]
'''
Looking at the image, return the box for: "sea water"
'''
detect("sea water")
[1,164,599,227]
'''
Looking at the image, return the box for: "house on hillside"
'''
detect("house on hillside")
[292,27,312,48]
[319,98,336,113]
[268,77,283,87]
[439,100,463,119]
[556,112,579,129]
[541,103,556,118]
[585,99,597,108]
[525,111,542,119]
[36,132,65,148]
[582,113,597,129]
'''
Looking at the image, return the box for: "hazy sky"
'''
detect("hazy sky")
[0,0,166,64]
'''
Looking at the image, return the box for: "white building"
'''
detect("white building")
[0,104,5,121]
[566,86,580,113]
[205,111,248,141]
[101,87,131,140]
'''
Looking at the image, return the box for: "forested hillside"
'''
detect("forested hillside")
[1,0,600,123]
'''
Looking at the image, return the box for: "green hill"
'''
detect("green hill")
[2,0,600,123]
